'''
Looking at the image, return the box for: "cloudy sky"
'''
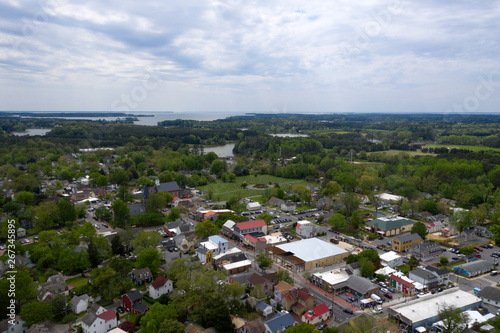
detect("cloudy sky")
[1,0,500,114]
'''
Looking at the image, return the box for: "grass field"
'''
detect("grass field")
[425,144,500,153]
[367,150,436,157]
[66,276,88,288]
[198,175,316,202]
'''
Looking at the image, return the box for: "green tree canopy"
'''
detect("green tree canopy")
[411,221,428,240]
[194,219,219,239]
[136,248,163,274]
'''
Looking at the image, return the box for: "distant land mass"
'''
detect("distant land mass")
[0,111,159,117]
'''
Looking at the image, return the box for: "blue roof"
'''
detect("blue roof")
[264,312,296,333]
[255,301,271,312]
[209,235,228,244]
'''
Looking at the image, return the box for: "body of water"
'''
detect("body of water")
[14,111,245,126]
[11,128,52,136]
[203,143,236,158]
[270,133,308,138]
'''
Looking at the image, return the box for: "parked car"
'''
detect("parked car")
[343,308,354,314]
[384,293,393,299]
[380,288,389,293]
[117,306,125,314]
[490,271,498,276]
[102,223,108,228]
[476,254,481,258]
[379,282,387,288]
[240,293,249,300]
[387,287,395,293]
[317,324,327,330]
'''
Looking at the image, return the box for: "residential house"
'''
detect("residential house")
[422,265,450,285]
[221,220,236,238]
[281,287,315,316]
[37,273,69,301]
[410,242,443,261]
[440,198,457,207]
[315,197,331,209]
[248,272,277,296]
[130,267,153,287]
[243,318,266,333]
[268,197,285,208]
[475,226,493,238]
[301,303,330,325]
[243,234,267,252]
[70,294,89,314]
[345,262,362,276]
[255,301,273,318]
[424,221,444,233]
[162,219,194,236]
[454,260,494,277]
[281,201,296,212]
[455,230,476,245]
[122,290,149,315]
[127,203,146,216]
[274,281,295,305]
[356,194,370,205]
[379,251,403,267]
[408,268,439,289]
[389,273,416,295]
[196,235,229,263]
[477,286,500,308]
[0,316,26,333]
[264,312,296,333]
[81,307,117,333]
[392,233,423,252]
[148,275,173,299]
[366,216,414,237]
[16,228,26,238]
[295,221,320,239]
[234,220,268,241]
[247,202,261,211]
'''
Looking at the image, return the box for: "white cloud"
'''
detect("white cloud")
[0,0,499,112]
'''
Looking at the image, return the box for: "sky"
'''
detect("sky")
[1,0,500,114]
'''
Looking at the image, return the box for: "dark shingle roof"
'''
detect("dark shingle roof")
[125,289,142,302]
[394,233,422,243]
[423,265,449,276]
[477,286,500,302]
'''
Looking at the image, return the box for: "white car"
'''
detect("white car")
[380,288,389,293]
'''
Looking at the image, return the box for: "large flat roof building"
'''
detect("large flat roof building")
[266,238,349,272]
[387,288,482,331]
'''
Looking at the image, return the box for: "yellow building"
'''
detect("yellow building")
[392,233,423,252]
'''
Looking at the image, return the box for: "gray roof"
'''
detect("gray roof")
[394,233,422,243]
[125,289,143,302]
[128,203,146,215]
[132,302,149,313]
[132,267,152,283]
[157,181,180,193]
[409,268,437,281]
[344,275,379,294]
[81,312,97,326]
[423,265,449,276]
[70,294,88,307]
[459,260,494,273]
[264,312,296,333]
[477,286,500,302]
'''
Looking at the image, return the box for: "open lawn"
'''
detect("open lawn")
[198,175,316,202]
[367,150,436,157]
[425,144,500,153]
[66,276,88,288]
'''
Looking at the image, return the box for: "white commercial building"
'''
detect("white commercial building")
[380,251,403,267]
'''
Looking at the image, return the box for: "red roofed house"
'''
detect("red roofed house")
[302,303,331,325]
[389,273,416,295]
[81,309,117,333]
[234,220,268,242]
[148,275,173,299]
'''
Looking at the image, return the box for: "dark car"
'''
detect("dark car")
[81,272,89,278]
[437,287,444,292]
[491,271,498,276]
[317,324,327,330]
[102,223,108,228]
[343,308,354,315]
[387,287,395,293]
[384,293,392,299]
[117,306,125,314]
[240,293,249,300]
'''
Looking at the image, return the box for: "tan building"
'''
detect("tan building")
[392,233,423,252]
[266,238,349,273]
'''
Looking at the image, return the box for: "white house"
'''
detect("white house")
[295,221,320,238]
[246,202,261,211]
[0,316,26,333]
[255,301,273,318]
[379,251,403,268]
[16,228,26,238]
[148,275,173,299]
[81,309,117,333]
[196,235,230,263]
[477,286,500,308]
[70,294,89,314]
